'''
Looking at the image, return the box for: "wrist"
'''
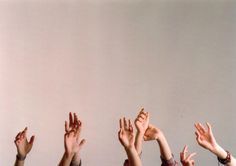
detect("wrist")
[16,154,26,161]
[124,145,136,152]
[72,152,81,163]
[136,130,145,135]
[65,151,75,159]
[156,131,164,142]
[211,144,228,159]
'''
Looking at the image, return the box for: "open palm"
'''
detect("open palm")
[135,109,149,134]
[119,118,135,149]
[195,123,217,152]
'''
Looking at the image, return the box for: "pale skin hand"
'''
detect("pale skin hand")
[143,124,162,141]
[119,118,135,149]
[195,122,236,166]
[134,108,149,155]
[65,112,86,165]
[194,122,217,152]
[14,127,35,166]
[144,124,173,161]
[59,112,85,166]
[180,145,196,166]
[119,117,142,166]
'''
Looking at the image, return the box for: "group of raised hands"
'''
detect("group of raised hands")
[14,109,236,166]
[118,108,236,166]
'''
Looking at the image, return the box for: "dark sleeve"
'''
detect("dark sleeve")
[123,159,129,166]
[161,156,179,166]
[70,159,81,166]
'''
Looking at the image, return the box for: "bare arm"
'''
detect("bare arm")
[59,113,85,166]
[134,108,149,155]
[119,118,142,166]
[144,124,173,161]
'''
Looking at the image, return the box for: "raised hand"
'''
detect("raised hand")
[118,118,135,149]
[134,108,149,134]
[143,124,162,141]
[180,145,196,166]
[59,113,85,166]
[194,122,217,152]
[64,112,85,156]
[14,127,35,159]
[119,117,142,166]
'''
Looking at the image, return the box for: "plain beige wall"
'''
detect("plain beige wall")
[0,0,236,165]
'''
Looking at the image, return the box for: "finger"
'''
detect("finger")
[15,132,22,140]
[124,117,128,130]
[136,117,144,123]
[73,113,77,127]
[79,139,86,148]
[198,123,206,133]
[195,131,201,143]
[78,120,82,131]
[146,112,150,121]
[29,135,35,145]
[119,118,123,129]
[143,135,147,141]
[69,112,73,127]
[186,152,197,161]
[129,119,133,132]
[206,122,213,134]
[195,123,205,135]
[65,121,69,132]
[182,145,188,153]
[19,132,25,140]
[118,129,123,142]
[139,108,145,114]
[77,119,82,129]
[194,123,204,134]
[182,145,188,159]
[138,113,146,120]
[74,113,78,122]
[22,127,27,138]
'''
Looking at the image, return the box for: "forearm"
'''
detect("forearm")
[125,147,142,166]
[70,153,81,166]
[59,152,74,166]
[135,132,144,155]
[228,157,236,166]
[212,144,236,166]
[156,133,173,161]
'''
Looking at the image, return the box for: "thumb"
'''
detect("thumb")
[79,139,86,148]
[143,135,148,141]
[29,135,35,145]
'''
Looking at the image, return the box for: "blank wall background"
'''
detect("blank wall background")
[0,0,236,165]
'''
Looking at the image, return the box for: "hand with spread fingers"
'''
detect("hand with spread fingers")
[14,127,35,166]
[59,112,85,166]
[194,122,217,152]
[180,145,196,166]
[65,113,86,157]
[119,118,135,149]
[195,122,236,166]
[119,117,142,166]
